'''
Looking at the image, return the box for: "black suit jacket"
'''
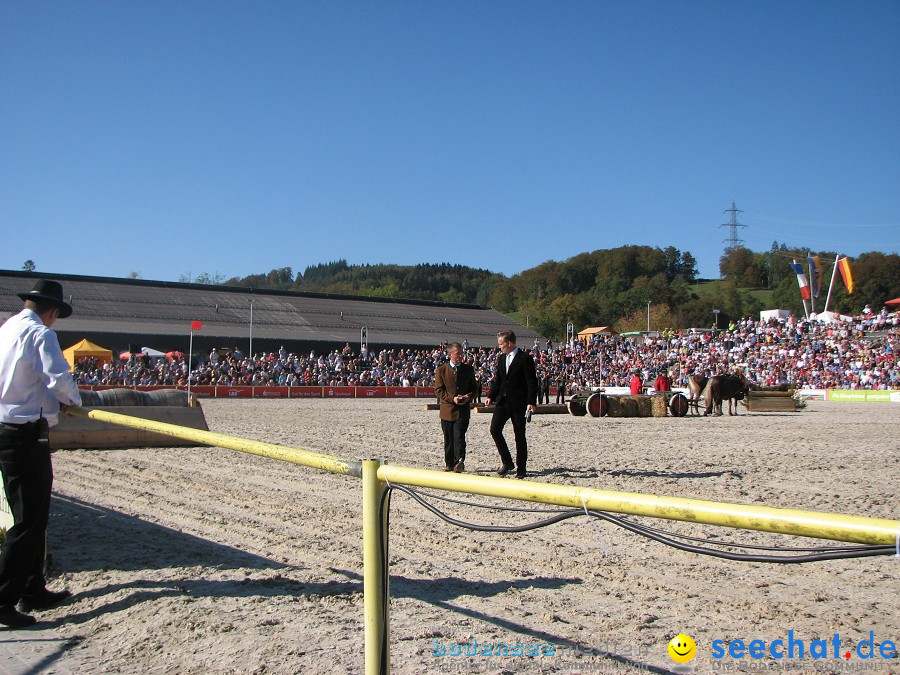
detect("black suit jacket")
[488,348,538,410]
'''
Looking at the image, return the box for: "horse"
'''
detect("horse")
[686,375,708,415]
[704,373,751,416]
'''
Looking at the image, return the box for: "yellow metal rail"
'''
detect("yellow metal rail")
[376,465,899,546]
[66,407,361,478]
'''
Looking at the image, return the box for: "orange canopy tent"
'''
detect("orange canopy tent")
[884,298,900,307]
[63,339,113,368]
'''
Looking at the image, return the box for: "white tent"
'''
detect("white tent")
[119,347,167,359]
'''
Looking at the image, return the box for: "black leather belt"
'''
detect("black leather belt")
[1,421,37,430]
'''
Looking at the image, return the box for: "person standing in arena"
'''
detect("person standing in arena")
[485,331,537,479]
[433,342,477,472]
[0,280,81,627]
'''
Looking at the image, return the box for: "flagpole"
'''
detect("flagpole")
[807,254,815,315]
[188,329,194,397]
[823,254,840,314]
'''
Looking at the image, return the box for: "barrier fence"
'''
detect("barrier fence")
[64,407,900,674]
[75,384,900,401]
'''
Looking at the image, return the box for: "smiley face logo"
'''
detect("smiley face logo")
[668,633,696,663]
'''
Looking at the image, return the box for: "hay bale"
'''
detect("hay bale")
[605,396,625,417]
[605,395,657,417]
[651,395,668,417]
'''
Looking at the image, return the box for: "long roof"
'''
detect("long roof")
[0,270,540,350]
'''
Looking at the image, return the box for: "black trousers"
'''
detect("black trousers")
[490,403,528,473]
[0,424,52,606]
[441,417,469,467]
[556,384,566,403]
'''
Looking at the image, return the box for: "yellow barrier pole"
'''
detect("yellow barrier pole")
[362,460,389,675]
[66,407,361,477]
[377,466,900,546]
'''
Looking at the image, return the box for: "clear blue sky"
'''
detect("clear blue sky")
[2,1,898,283]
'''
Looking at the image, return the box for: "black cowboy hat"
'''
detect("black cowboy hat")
[17,280,73,318]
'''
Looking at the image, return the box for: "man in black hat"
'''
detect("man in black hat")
[0,280,81,627]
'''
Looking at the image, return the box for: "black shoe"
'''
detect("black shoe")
[17,589,71,613]
[454,460,465,473]
[0,605,36,628]
[515,472,527,479]
[496,464,514,477]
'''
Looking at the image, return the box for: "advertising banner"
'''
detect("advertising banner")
[290,387,323,398]
[357,387,387,398]
[324,386,355,398]
[826,390,900,403]
[220,386,254,398]
[255,387,289,398]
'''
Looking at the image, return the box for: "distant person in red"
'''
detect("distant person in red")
[653,370,672,393]
[629,370,643,395]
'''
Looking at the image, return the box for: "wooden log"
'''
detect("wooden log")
[474,405,569,414]
[51,405,210,449]
[749,390,796,398]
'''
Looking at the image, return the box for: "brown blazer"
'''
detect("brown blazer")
[434,362,477,421]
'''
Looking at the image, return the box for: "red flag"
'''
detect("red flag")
[191,321,203,331]
[837,257,854,295]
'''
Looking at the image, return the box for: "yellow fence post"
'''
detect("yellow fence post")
[362,459,389,675]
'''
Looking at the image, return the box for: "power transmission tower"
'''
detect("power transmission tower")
[720,201,747,249]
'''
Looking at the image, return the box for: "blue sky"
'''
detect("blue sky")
[2,1,897,283]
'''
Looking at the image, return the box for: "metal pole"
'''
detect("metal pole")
[823,254,840,315]
[187,330,193,397]
[362,459,389,675]
[375,466,900,546]
[67,407,362,476]
[646,301,651,332]
[249,300,254,360]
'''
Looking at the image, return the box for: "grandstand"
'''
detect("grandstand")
[0,270,541,355]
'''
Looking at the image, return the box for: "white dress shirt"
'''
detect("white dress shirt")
[0,309,81,426]
[505,347,519,372]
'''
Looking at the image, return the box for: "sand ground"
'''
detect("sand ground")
[17,399,900,673]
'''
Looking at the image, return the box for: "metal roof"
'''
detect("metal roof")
[1,270,541,351]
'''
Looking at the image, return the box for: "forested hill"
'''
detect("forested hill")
[225,261,503,305]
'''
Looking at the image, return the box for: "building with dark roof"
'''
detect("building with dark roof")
[1,270,541,355]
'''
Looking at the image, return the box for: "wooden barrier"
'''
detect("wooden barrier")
[747,390,800,412]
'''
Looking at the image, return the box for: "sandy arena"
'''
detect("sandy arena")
[19,399,900,673]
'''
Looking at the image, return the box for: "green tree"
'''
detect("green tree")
[22,260,35,272]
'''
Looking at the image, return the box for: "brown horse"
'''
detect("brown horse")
[687,375,708,415]
[704,373,751,416]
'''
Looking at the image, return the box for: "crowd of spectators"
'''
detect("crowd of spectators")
[71,308,899,393]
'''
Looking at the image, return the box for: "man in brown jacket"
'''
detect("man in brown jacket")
[433,342,478,472]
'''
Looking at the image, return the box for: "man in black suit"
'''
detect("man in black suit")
[485,331,537,478]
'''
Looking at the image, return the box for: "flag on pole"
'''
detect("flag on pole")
[807,256,822,298]
[191,320,203,331]
[837,257,854,295]
[789,260,811,300]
